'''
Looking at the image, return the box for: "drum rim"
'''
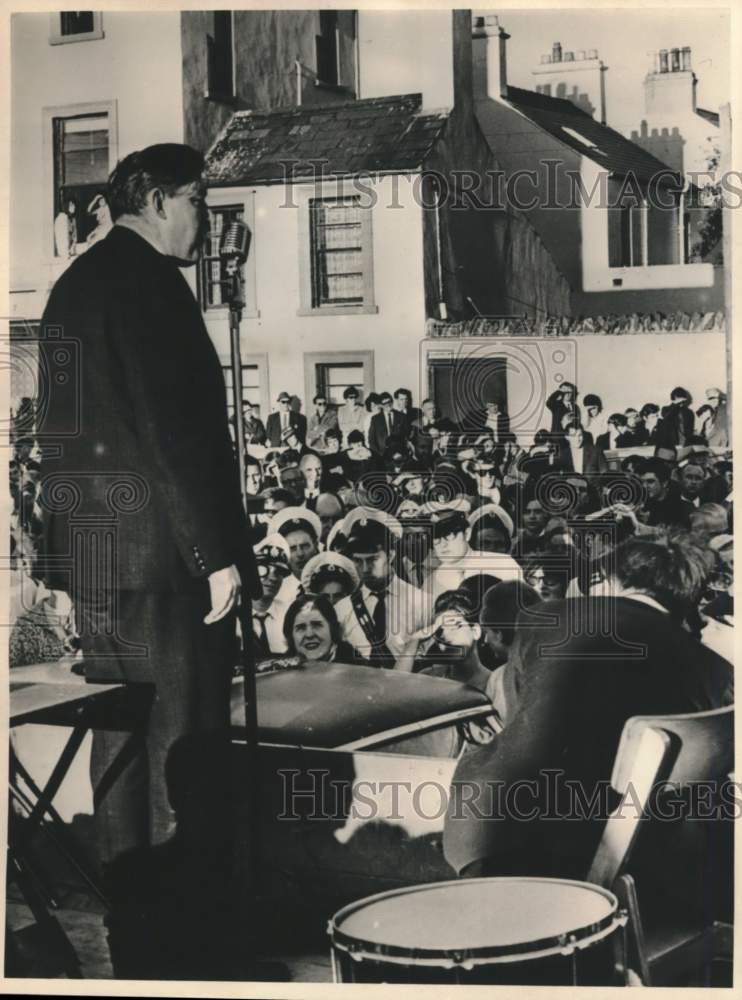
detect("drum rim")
[329,877,619,964]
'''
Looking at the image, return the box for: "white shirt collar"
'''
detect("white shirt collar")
[619,590,669,615]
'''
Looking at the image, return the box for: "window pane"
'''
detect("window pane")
[310,197,367,307]
[61,12,95,35]
[318,363,364,404]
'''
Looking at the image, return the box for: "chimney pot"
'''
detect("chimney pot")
[553,41,562,62]
[576,50,585,60]
[564,51,574,61]
[541,53,550,64]
[681,46,691,70]
[670,48,680,71]
[659,49,668,72]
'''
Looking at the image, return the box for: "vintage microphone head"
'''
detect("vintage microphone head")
[219,219,251,264]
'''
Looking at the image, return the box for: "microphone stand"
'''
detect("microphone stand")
[224,260,262,954]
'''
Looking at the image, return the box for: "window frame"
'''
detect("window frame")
[49,11,104,44]
[42,100,118,264]
[297,185,377,317]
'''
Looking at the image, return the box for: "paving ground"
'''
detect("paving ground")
[6,897,334,983]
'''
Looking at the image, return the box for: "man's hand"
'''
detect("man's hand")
[204,564,242,624]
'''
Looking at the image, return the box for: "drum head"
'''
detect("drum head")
[331,878,617,961]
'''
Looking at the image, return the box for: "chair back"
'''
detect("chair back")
[588,705,734,889]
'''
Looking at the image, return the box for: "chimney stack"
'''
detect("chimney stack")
[472,14,510,101]
[644,46,697,119]
[531,42,608,123]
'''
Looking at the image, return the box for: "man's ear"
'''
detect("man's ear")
[149,187,166,218]
[472,623,482,642]
[464,526,472,544]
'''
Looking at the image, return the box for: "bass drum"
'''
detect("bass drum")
[329,877,627,986]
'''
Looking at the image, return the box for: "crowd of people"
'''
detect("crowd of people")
[235,381,732,684]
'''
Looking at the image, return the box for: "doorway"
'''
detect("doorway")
[428,355,508,432]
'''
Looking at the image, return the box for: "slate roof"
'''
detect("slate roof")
[205,94,449,186]
[501,86,683,186]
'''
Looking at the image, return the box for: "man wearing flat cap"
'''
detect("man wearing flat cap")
[266,391,306,447]
[334,514,429,666]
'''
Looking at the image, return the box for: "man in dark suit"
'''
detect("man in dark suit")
[555,422,607,475]
[242,399,266,446]
[38,145,258,886]
[444,535,732,880]
[265,390,305,446]
[546,382,581,434]
[393,387,421,439]
[368,391,405,456]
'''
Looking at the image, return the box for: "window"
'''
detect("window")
[199,204,245,309]
[303,351,374,408]
[316,363,365,405]
[222,364,261,438]
[49,12,103,44]
[316,11,339,86]
[52,111,110,251]
[206,11,234,100]
[301,196,376,314]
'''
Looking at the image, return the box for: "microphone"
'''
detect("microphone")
[220,219,251,264]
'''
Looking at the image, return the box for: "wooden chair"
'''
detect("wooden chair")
[587,706,734,986]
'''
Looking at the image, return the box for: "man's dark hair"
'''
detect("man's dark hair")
[479,581,542,646]
[365,393,381,412]
[601,533,714,618]
[325,426,342,443]
[261,487,295,507]
[533,429,550,447]
[670,386,692,404]
[379,392,393,405]
[394,388,412,401]
[313,394,327,405]
[107,144,205,220]
[583,394,602,409]
[640,403,660,418]
[607,413,628,428]
[245,453,261,470]
[433,589,479,625]
[640,457,671,483]
[343,386,359,400]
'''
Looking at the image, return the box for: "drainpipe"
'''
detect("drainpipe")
[295,60,302,106]
[433,176,447,320]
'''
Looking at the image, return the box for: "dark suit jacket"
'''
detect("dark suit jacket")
[546,391,581,434]
[555,440,607,475]
[243,416,266,446]
[444,596,732,878]
[39,226,258,599]
[265,410,306,447]
[368,409,405,455]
